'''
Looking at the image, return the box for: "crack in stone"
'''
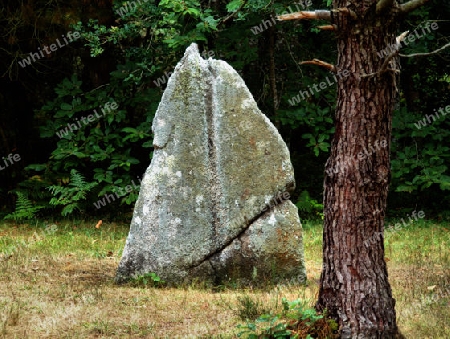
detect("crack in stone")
[187,197,290,271]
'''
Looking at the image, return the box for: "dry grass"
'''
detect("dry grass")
[0,219,449,338]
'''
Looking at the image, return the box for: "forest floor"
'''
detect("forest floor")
[0,218,449,338]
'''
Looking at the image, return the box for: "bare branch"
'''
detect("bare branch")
[376,0,394,14]
[378,32,408,74]
[362,33,409,78]
[361,67,400,79]
[318,24,337,31]
[277,8,357,22]
[300,59,336,72]
[277,10,331,22]
[396,31,409,45]
[400,41,450,58]
[379,52,399,75]
[400,0,430,14]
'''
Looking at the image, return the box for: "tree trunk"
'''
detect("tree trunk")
[316,2,403,338]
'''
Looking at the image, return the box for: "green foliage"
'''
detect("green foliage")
[130,272,165,287]
[238,313,292,338]
[277,82,335,158]
[296,191,324,220]
[385,3,450,210]
[7,0,450,218]
[75,0,219,56]
[302,133,330,157]
[4,192,45,222]
[237,298,338,339]
[391,105,450,193]
[27,67,156,214]
[47,169,98,216]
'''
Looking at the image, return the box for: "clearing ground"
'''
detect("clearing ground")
[0,219,449,338]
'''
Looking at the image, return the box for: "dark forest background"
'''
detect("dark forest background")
[0,0,449,222]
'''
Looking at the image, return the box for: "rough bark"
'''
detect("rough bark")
[316,1,404,338]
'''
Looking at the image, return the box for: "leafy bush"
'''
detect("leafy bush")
[237,298,338,339]
[295,191,324,220]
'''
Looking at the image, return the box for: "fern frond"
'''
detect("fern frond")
[4,191,45,221]
[47,170,98,216]
[69,169,87,188]
[61,203,80,216]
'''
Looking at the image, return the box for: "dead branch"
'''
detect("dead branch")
[361,67,400,79]
[300,59,336,72]
[400,0,431,14]
[376,0,395,14]
[318,24,337,31]
[277,8,357,22]
[379,52,399,74]
[362,32,409,78]
[277,10,331,22]
[396,31,409,45]
[365,31,409,77]
[400,41,450,58]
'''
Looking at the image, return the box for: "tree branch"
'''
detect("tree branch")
[300,59,336,72]
[277,8,357,22]
[396,30,409,45]
[400,0,430,14]
[362,32,409,78]
[399,41,450,58]
[277,10,331,22]
[379,32,408,72]
[376,0,394,14]
[318,24,337,31]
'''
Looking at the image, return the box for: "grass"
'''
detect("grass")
[0,218,449,338]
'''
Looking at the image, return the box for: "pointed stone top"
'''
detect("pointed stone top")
[184,42,199,56]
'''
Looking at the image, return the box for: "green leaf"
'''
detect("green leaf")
[61,103,72,110]
[226,0,243,12]
[186,8,200,16]
[25,164,47,171]
[396,185,415,193]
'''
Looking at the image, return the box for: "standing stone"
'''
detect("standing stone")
[116,43,306,285]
